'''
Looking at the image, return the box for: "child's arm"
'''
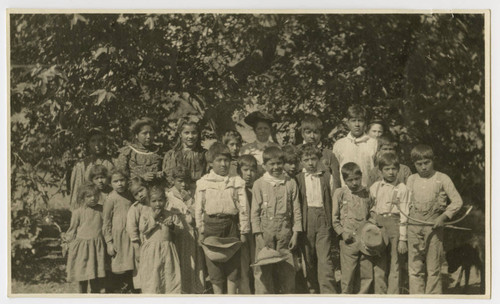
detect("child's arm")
[329,152,342,190]
[441,174,464,220]
[250,181,263,235]
[331,188,344,237]
[235,179,250,235]
[139,206,158,238]
[126,205,141,244]
[194,182,205,236]
[64,209,80,243]
[289,180,302,250]
[397,187,410,242]
[102,196,115,256]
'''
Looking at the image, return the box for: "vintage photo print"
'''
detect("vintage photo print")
[7,9,490,298]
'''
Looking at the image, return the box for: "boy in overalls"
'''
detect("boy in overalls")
[406,145,463,294]
[251,146,302,294]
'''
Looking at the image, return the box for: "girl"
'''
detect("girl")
[116,118,163,184]
[126,177,149,291]
[163,117,207,190]
[88,164,112,206]
[69,128,114,210]
[166,166,205,294]
[139,185,182,294]
[367,120,385,139]
[65,182,106,293]
[103,168,135,293]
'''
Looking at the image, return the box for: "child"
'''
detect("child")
[406,145,463,294]
[65,182,106,293]
[298,114,341,188]
[367,120,385,139]
[237,154,259,294]
[251,146,302,294]
[103,168,135,293]
[139,185,182,294]
[69,128,114,210]
[295,143,336,294]
[369,153,410,294]
[367,134,412,188]
[166,166,205,294]
[333,105,378,187]
[125,177,150,291]
[88,164,112,206]
[163,117,207,190]
[331,163,382,294]
[194,142,250,294]
[281,145,300,178]
[116,118,163,184]
[222,130,243,177]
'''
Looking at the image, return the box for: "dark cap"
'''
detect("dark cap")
[244,111,274,128]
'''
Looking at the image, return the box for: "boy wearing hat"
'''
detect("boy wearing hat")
[369,153,410,294]
[251,146,302,294]
[332,162,386,294]
[194,142,250,294]
[295,143,337,294]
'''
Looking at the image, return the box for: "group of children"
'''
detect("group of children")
[64,104,463,295]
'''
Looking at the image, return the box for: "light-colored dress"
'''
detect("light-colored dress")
[65,205,106,282]
[103,190,134,274]
[69,157,114,210]
[166,187,205,294]
[126,201,146,288]
[138,206,182,294]
[115,143,162,182]
[163,148,207,188]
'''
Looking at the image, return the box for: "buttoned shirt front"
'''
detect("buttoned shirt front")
[303,168,335,208]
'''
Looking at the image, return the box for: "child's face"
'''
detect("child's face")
[414,158,435,178]
[173,177,188,192]
[302,128,321,145]
[368,123,384,139]
[347,117,366,138]
[344,173,362,192]
[381,164,399,183]
[180,125,198,149]
[211,154,231,176]
[92,174,108,191]
[136,125,154,147]
[226,139,241,158]
[111,173,127,193]
[88,134,106,156]
[284,161,299,177]
[301,154,320,173]
[254,121,272,142]
[149,192,166,211]
[133,186,149,204]
[264,157,284,178]
[240,165,257,187]
[83,191,99,207]
[379,144,396,154]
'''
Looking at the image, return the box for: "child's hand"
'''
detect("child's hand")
[61,242,68,258]
[288,232,298,250]
[342,232,354,244]
[133,241,141,262]
[106,242,116,257]
[143,172,156,182]
[433,214,448,229]
[240,234,248,244]
[154,208,163,220]
[398,240,408,255]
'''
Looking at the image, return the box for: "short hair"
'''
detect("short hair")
[129,176,147,195]
[341,162,362,180]
[170,166,191,182]
[368,120,385,132]
[206,142,231,163]
[222,130,243,145]
[262,146,284,164]
[377,133,399,152]
[301,114,323,132]
[108,168,129,179]
[378,152,400,170]
[76,182,99,207]
[281,145,300,164]
[237,154,258,170]
[346,105,367,120]
[411,144,435,162]
[88,164,109,181]
[298,143,322,160]
[130,117,155,135]
[149,184,166,200]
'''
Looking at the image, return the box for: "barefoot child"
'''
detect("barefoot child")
[65,182,106,293]
[139,185,182,294]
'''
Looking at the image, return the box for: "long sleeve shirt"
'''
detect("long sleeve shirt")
[303,168,335,207]
[126,202,146,243]
[331,187,371,236]
[194,170,250,234]
[251,172,303,233]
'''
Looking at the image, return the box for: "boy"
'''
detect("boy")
[332,162,384,294]
[251,146,302,294]
[222,130,243,177]
[282,145,300,178]
[237,154,259,294]
[333,105,377,187]
[406,145,463,294]
[195,142,250,294]
[367,134,412,188]
[298,114,341,188]
[369,153,410,294]
[295,143,336,294]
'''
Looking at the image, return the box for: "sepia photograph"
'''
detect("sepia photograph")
[7,10,490,298]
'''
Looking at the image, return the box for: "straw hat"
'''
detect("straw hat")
[200,236,242,263]
[356,222,387,257]
[251,247,288,267]
[244,111,274,128]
